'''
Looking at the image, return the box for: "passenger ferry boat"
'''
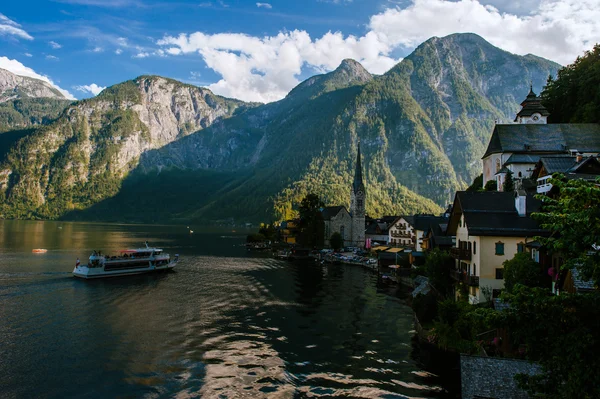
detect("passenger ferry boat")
[72,242,179,279]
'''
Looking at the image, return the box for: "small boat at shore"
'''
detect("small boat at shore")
[72,242,179,279]
[32,249,48,253]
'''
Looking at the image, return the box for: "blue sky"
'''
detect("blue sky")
[0,0,598,102]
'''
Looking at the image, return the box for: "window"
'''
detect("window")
[357,199,363,208]
[495,242,504,255]
[340,226,345,239]
[473,241,477,255]
[517,243,525,253]
[495,268,504,279]
[496,158,501,173]
[473,263,476,276]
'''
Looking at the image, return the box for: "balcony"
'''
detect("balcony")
[450,247,472,260]
[467,275,479,287]
[451,270,479,286]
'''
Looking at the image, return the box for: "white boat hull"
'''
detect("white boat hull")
[72,261,177,279]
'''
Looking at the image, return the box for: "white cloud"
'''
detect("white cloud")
[49,41,62,49]
[133,52,149,58]
[0,13,33,40]
[115,48,123,55]
[368,0,599,65]
[256,2,272,8]
[74,83,106,96]
[92,46,103,52]
[46,55,59,60]
[24,52,32,57]
[156,0,600,103]
[0,56,75,99]
[157,30,398,102]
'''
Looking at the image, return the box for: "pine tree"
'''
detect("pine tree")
[503,170,514,192]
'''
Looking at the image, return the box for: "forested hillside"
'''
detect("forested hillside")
[542,44,600,123]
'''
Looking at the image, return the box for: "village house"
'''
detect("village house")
[531,155,600,195]
[365,216,396,246]
[388,214,449,252]
[481,87,600,189]
[447,191,548,304]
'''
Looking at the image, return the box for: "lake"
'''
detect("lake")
[0,220,455,398]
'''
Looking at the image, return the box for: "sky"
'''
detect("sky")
[0,0,599,103]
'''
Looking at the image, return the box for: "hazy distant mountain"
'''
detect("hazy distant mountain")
[0,34,561,223]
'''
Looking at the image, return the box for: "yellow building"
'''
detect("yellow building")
[447,191,548,304]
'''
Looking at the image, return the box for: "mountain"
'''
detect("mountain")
[0,68,73,135]
[0,68,68,102]
[0,34,561,223]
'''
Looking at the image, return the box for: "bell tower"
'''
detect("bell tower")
[350,141,366,248]
[514,85,550,124]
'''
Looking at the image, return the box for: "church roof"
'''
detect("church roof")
[504,154,542,165]
[321,206,348,221]
[482,124,600,158]
[514,87,550,121]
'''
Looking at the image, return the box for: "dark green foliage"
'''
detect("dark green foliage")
[63,168,244,224]
[484,179,497,191]
[503,170,514,192]
[246,233,266,243]
[0,98,71,132]
[258,224,277,240]
[424,249,455,298]
[298,193,324,248]
[503,287,600,399]
[466,174,483,192]
[412,293,438,324]
[329,232,343,250]
[533,175,600,285]
[502,252,547,293]
[542,44,600,123]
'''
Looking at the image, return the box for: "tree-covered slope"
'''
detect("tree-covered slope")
[0,97,72,133]
[542,44,600,123]
[0,76,252,219]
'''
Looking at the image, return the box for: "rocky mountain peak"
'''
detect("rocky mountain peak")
[0,68,67,102]
[334,59,372,82]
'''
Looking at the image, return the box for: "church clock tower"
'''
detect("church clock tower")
[350,142,366,248]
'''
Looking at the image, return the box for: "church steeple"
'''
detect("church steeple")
[353,141,365,194]
[515,85,550,124]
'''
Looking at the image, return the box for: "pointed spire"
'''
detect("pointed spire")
[353,140,364,193]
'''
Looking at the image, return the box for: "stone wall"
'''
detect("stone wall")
[461,355,541,399]
[324,211,353,247]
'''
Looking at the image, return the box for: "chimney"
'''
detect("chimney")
[515,189,526,217]
[576,153,583,163]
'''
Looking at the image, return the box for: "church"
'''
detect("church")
[322,143,366,249]
[482,86,600,189]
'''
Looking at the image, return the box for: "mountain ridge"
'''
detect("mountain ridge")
[0,33,562,223]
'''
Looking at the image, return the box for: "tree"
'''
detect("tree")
[329,232,343,251]
[466,174,483,192]
[484,179,497,191]
[423,249,455,298]
[503,170,514,192]
[542,44,600,124]
[503,286,600,399]
[533,175,600,285]
[496,176,600,398]
[298,193,325,248]
[502,252,546,293]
